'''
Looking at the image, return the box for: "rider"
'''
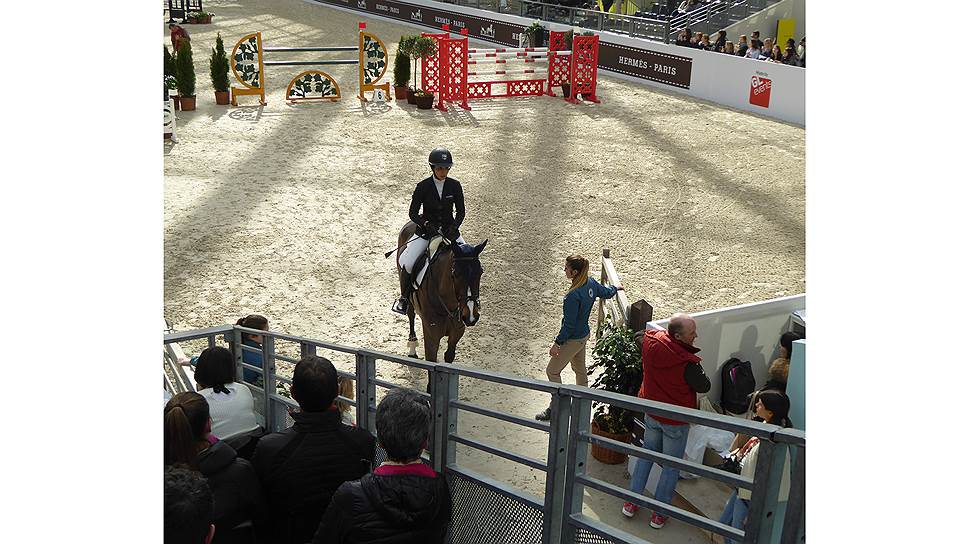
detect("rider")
[392,147,466,315]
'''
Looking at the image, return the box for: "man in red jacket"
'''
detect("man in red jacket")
[622,313,710,529]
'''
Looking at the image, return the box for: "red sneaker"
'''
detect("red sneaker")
[650,512,667,529]
[622,502,638,518]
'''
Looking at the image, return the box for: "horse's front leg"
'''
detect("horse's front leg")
[422,324,442,394]
[444,324,465,363]
[407,306,418,358]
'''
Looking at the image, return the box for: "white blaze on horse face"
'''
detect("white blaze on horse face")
[466,287,477,323]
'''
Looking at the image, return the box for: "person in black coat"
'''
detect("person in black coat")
[312,388,452,544]
[164,392,269,544]
[250,355,375,544]
[393,147,467,315]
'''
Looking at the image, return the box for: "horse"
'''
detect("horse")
[396,222,487,365]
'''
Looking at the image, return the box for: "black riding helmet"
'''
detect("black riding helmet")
[428,147,453,169]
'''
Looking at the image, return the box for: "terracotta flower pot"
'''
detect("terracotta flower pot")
[561,83,572,98]
[414,93,435,109]
[171,95,181,110]
[406,88,417,105]
[180,95,197,111]
[393,85,409,100]
[590,418,631,465]
[215,91,230,105]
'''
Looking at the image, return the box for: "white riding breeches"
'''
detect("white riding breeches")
[399,235,466,273]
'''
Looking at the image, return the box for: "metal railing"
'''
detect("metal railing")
[519,0,673,42]
[165,320,805,543]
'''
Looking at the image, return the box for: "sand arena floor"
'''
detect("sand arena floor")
[164,0,804,537]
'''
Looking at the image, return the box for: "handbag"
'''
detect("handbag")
[715,455,742,475]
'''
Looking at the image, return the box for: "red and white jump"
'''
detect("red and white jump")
[419,26,600,112]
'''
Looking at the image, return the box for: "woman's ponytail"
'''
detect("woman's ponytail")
[566,255,590,293]
[163,393,210,468]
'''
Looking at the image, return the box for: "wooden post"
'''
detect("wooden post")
[628,299,653,331]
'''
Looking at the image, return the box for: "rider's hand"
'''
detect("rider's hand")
[425,222,439,236]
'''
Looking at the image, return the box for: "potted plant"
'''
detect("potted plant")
[175,40,197,111]
[413,89,435,109]
[188,11,213,24]
[587,317,642,464]
[524,21,545,48]
[209,33,231,105]
[164,46,179,109]
[409,36,437,107]
[393,36,414,101]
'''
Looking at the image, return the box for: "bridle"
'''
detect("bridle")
[451,254,482,317]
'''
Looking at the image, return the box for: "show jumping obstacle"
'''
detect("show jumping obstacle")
[420,26,600,112]
[230,23,391,105]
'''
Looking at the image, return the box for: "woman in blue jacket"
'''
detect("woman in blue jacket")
[536,255,622,421]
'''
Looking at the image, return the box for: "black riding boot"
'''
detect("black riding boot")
[392,269,413,315]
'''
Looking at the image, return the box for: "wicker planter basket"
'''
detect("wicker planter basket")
[591,418,631,465]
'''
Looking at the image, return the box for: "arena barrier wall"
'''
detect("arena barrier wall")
[164,322,806,543]
[304,0,804,124]
[230,22,391,105]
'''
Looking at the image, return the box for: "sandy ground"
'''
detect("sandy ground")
[164,0,804,540]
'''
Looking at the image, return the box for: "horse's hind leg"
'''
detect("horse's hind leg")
[407,306,418,357]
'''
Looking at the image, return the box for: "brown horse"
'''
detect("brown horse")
[396,222,487,364]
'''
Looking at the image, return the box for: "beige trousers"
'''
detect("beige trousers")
[546,335,589,387]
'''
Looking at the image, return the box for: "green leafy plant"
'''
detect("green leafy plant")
[588,317,642,435]
[524,21,544,47]
[410,36,437,91]
[393,36,414,88]
[175,40,196,97]
[209,33,231,93]
[164,46,178,91]
[563,29,574,51]
[413,90,433,97]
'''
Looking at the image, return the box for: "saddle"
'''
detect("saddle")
[412,235,452,290]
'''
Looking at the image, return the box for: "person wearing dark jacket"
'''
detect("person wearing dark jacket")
[535,254,621,421]
[251,355,375,544]
[622,314,710,530]
[312,388,452,543]
[164,392,269,544]
[393,147,467,315]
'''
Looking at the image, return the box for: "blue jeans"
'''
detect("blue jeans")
[629,416,689,506]
[718,490,749,544]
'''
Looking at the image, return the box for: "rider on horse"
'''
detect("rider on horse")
[392,147,467,315]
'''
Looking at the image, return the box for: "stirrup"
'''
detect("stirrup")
[391,298,409,315]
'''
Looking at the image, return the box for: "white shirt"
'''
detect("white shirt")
[198,383,261,440]
[433,176,445,199]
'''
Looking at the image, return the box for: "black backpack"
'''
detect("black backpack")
[720,358,756,415]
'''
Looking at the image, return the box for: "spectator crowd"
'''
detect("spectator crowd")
[164,350,451,544]
[675,27,805,67]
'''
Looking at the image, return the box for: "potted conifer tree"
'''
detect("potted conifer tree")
[587,317,641,464]
[210,33,231,105]
[411,36,437,109]
[176,40,197,111]
[393,36,414,101]
[165,46,179,109]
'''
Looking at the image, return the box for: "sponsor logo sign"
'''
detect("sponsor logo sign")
[597,42,692,89]
[749,71,771,108]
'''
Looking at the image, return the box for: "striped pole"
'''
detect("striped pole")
[467,47,548,54]
[468,58,543,65]
[467,69,538,76]
[468,51,549,58]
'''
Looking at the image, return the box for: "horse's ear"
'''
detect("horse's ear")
[475,239,488,255]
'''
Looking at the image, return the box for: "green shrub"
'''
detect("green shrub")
[588,318,642,434]
[393,36,414,88]
[176,40,196,97]
[209,33,230,92]
[410,36,437,91]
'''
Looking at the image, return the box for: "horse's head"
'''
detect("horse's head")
[452,239,487,327]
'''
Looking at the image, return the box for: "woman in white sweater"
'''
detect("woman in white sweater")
[194,346,261,443]
[717,390,792,544]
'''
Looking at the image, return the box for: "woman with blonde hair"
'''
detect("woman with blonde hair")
[536,254,622,421]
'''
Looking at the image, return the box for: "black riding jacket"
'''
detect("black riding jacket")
[408,176,465,237]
